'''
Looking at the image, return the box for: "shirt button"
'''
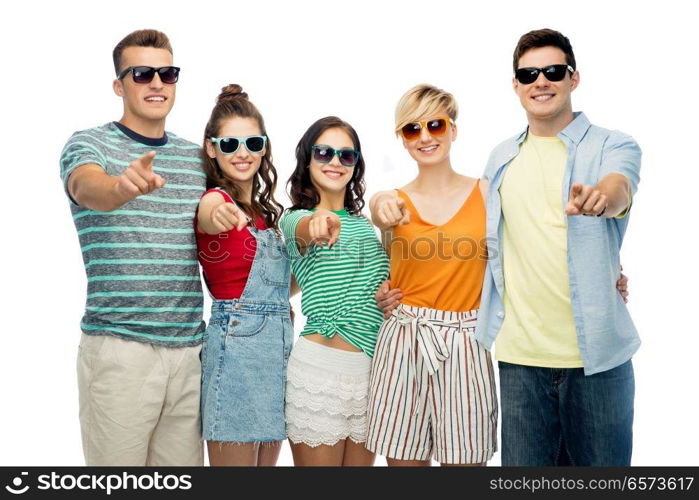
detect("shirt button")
[497,311,505,319]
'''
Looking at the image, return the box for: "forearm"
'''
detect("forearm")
[596,173,631,218]
[68,165,128,212]
[197,194,226,235]
[368,192,382,227]
[293,216,313,254]
[380,227,392,255]
[196,209,220,235]
[290,275,301,297]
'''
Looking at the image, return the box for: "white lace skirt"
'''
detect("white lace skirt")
[285,336,371,447]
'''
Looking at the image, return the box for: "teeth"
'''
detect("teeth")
[324,171,342,178]
[146,97,165,102]
[534,95,553,102]
[419,145,438,152]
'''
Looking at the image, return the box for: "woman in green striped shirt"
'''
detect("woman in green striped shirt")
[280,116,389,466]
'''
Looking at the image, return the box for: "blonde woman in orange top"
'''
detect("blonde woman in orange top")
[365,84,497,466]
[367,85,630,467]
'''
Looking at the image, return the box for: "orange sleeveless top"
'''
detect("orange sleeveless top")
[389,181,487,312]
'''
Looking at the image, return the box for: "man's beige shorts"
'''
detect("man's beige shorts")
[77,333,203,466]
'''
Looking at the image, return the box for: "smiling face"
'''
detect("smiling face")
[309,127,356,196]
[401,111,457,167]
[112,46,176,128]
[205,116,264,185]
[513,46,579,131]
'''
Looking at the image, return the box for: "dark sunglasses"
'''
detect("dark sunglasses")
[311,145,360,167]
[514,64,574,85]
[210,135,267,155]
[400,117,451,141]
[117,66,181,84]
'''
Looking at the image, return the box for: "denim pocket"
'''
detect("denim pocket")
[200,322,216,371]
[227,313,268,337]
[259,238,290,287]
[208,314,229,328]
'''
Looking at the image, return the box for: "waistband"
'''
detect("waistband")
[292,336,371,375]
[211,298,289,316]
[394,303,478,326]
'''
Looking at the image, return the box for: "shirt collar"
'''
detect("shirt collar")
[515,111,591,146]
[112,121,168,147]
[558,111,590,145]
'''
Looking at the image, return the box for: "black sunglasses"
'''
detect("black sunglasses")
[514,64,574,85]
[117,66,180,84]
[311,145,360,167]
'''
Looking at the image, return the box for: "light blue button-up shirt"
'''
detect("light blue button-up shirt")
[474,112,641,375]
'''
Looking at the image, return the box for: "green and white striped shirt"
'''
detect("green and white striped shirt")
[60,122,206,346]
[280,208,389,357]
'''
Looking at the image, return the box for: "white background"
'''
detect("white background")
[0,0,697,466]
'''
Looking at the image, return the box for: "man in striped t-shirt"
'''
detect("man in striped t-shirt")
[59,29,205,466]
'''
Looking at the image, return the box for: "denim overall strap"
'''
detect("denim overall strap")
[235,226,290,307]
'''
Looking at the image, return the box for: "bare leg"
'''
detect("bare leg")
[386,457,431,467]
[341,440,375,466]
[290,439,346,466]
[257,441,283,466]
[207,441,259,466]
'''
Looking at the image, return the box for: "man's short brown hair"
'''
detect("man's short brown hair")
[112,29,172,75]
[513,29,576,73]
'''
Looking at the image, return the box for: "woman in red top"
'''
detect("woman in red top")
[196,84,292,466]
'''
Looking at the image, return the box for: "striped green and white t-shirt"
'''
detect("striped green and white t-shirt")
[280,208,389,357]
[60,122,206,346]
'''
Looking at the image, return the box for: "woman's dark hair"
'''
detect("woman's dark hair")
[202,84,283,230]
[287,116,366,215]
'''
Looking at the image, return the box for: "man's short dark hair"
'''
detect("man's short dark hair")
[513,29,576,73]
[112,29,172,75]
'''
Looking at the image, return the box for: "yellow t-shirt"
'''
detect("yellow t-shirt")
[495,134,583,368]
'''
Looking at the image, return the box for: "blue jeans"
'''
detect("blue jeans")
[499,360,634,466]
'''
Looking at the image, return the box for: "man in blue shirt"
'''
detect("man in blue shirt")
[476,28,640,466]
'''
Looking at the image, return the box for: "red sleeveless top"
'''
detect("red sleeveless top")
[195,188,267,299]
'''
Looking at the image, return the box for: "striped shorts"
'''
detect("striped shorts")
[366,304,498,464]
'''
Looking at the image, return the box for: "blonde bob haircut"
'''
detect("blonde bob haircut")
[394,84,459,136]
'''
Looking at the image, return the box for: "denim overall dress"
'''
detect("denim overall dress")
[201,225,293,443]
